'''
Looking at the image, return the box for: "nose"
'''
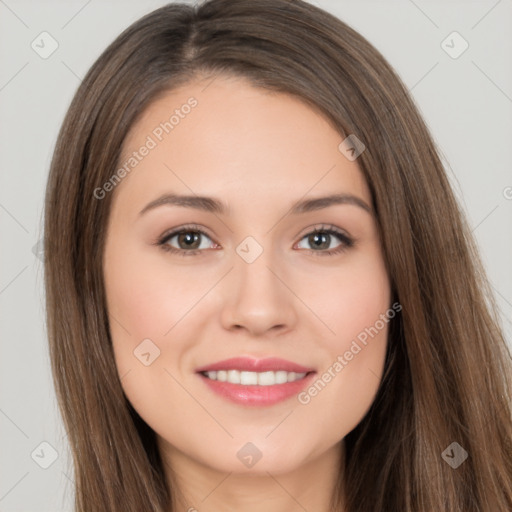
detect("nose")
[219,245,298,337]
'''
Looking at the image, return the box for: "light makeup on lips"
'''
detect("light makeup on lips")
[195,357,317,406]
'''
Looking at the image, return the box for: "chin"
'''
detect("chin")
[197,443,312,476]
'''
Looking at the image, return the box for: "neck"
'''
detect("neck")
[159,439,345,512]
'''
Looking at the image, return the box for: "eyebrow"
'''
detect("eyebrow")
[138,192,372,217]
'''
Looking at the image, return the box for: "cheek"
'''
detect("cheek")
[103,244,204,426]
[295,248,391,421]
[300,247,391,343]
[332,254,390,371]
[103,242,199,381]
[104,239,212,339]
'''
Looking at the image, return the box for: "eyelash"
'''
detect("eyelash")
[155,223,355,257]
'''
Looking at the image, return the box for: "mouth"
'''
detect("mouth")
[195,357,316,406]
[199,369,311,385]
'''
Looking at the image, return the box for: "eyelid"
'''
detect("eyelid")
[295,222,351,240]
[157,223,215,244]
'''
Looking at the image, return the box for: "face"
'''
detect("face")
[103,74,392,477]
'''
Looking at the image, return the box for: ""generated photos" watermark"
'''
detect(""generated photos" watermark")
[298,301,402,405]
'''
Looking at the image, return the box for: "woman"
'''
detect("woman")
[44,0,512,510]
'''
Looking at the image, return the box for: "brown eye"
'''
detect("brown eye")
[157,225,218,256]
[295,226,354,256]
[174,231,203,250]
[162,230,214,251]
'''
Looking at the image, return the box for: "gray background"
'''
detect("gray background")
[1,0,511,510]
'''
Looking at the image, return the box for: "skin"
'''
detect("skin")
[103,74,391,512]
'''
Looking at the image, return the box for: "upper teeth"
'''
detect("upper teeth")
[205,370,306,386]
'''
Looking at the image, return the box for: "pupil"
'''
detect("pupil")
[179,232,200,249]
[311,232,329,250]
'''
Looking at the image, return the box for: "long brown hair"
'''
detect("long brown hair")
[44,0,512,510]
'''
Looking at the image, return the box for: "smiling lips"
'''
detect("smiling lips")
[196,357,316,406]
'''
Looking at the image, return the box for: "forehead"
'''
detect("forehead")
[115,75,370,210]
